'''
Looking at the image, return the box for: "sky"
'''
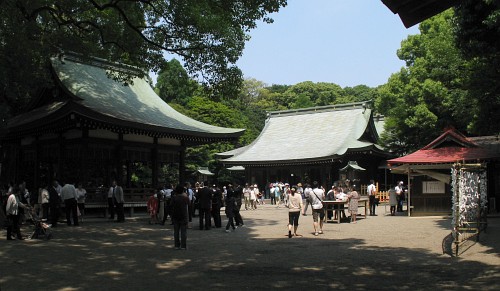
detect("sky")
[236,1,420,88]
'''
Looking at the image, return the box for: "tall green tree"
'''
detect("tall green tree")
[454,0,500,135]
[0,0,287,114]
[376,10,469,155]
[155,59,198,105]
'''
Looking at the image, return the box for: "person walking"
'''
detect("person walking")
[233,183,245,227]
[170,185,189,250]
[224,185,236,233]
[302,183,312,215]
[287,186,303,238]
[308,181,325,236]
[367,180,377,216]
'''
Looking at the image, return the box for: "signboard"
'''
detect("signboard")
[422,181,445,194]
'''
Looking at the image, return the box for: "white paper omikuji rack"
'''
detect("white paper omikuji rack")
[451,163,488,256]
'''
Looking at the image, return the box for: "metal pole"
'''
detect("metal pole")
[407,165,411,217]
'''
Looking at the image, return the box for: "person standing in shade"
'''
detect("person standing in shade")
[367,180,377,216]
[48,180,61,227]
[61,182,79,226]
[112,180,125,222]
[396,181,404,212]
[39,183,50,220]
[6,186,28,240]
[184,182,194,225]
[287,186,303,238]
[170,185,189,250]
[76,183,86,223]
[388,184,397,216]
[197,182,212,230]
[211,184,222,228]
[107,182,116,220]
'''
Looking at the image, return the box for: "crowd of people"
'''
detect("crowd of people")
[2,177,406,251]
[0,179,88,240]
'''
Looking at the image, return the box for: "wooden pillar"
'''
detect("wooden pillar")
[407,165,411,217]
[14,140,21,183]
[34,137,40,188]
[151,137,159,188]
[56,133,66,182]
[81,128,89,186]
[179,141,186,185]
[116,133,123,184]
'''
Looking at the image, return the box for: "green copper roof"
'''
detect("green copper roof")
[221,102,386,166]
[49,56,244,138]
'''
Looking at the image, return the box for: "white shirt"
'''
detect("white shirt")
[367,184,376,196]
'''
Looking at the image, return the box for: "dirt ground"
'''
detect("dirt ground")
[1,204,499,290]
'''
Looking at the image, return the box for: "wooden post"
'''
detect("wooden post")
[151,137,158,188]
[407,165,411,217]
[179,142,186,185]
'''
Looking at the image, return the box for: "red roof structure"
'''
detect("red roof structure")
[388,128,500,165]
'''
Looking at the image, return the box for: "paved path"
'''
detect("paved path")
[1,204,499,290]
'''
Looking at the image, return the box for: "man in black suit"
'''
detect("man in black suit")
[196,182,212,230]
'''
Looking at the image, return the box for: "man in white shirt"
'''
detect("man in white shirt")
[309,181,325,236]
[61,182,79,226]
[367,180,377,216]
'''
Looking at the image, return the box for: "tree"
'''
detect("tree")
[0,0,287,114]
[376,10,469,155]
[454,0,500,135]
[155,59,198,105]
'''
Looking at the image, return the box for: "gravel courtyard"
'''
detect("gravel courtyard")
[1,204,499,290]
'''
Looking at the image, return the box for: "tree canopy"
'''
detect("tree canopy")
[0,0,287,114]
[454,0,500,135]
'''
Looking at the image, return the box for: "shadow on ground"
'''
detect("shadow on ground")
[1,212,499,290]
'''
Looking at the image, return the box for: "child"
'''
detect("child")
[147,193,159,224]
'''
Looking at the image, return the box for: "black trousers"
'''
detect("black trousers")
[107,198,115,218]
[49,204,59,226]
[116,203,125,222]
[211,205,221,228]
[65,198,79,226]
[225,215,235,230]
[42,203,49,220]
[6,214,22,239]
[234,205,244,226]
[369,195,376,215]
[162,199,171,224]
[198,207,211,230]
[173,220,187,248]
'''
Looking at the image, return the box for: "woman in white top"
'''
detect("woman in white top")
[76,183,87,223]
[6,187,28,240]
[287,186,303,238]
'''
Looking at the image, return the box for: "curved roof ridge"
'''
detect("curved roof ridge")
[49,56,244,138]
[221,104,383,165]
[268,100,372,118]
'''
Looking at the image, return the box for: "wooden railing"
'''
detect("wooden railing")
[84,187,154,217]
